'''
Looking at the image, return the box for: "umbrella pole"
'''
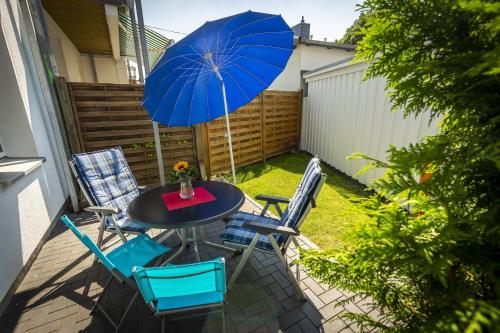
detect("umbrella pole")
[221,82,237,185]
[207,53,237,185]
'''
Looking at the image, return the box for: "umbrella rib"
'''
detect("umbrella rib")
[176,43,204,57]
[225,62,269,88]
[179,55,206,67]
[167,74,195,127]
[217,15,279,58]
[149,52,201,72]
[222,44,293,56]
[204,77,212,123]
[201,24,210,55]
[149,66,202,121]
[216,31,291,62]
[213,12,244,63]
[219,69,252,104]
[218,30,291,51]
[185,69,213,84]
[148,55,206,86]
[220,54,285,71]
[145,63,201,106]
[186,59,208,126]
[216,44,291,68]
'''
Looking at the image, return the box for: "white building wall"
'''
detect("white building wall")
[43,9,128,84]
[93,55,129,84]
[269,43,355,92]
[44,8,82,82]
[0,0,68,302]
[301,61,437,185]
[298,44,354,71]
[268,48,301,91]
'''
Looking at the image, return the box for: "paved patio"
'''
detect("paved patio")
[0,199,374,332]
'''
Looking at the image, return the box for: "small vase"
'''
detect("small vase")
[179,176,194,199]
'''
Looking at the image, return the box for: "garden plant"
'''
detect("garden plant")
[301,0,500,332]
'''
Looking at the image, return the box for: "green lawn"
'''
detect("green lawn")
[235,152,373,251]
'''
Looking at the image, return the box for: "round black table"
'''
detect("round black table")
[127,180,245,261]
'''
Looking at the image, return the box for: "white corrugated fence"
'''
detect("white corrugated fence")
[300,59,437,186]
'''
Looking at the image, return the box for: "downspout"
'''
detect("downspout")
[19,0,79,212]
[132,0,166,186]
[128,1,144,83]
[89,53,98,83]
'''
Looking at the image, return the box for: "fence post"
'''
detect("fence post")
[297,90,303,151]
[54,76,83,153]
[194,124,209,179]
[260,91,266,162]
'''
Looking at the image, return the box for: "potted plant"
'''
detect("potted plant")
[170,161,197,199]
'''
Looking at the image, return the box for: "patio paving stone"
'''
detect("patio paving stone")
[0,198,377,332]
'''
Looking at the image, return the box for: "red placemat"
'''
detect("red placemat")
[161,186,216,211]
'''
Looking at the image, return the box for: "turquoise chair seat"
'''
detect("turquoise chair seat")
[107,234,171,278]
[133,258,226,314]
[60,215,172,332]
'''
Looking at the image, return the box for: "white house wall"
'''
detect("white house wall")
[269,43,355,92]
[298,44,354,71]
[0,0,68,302]
[93,55,129,84]
[268,48,301,91]
[44,8,82,82]
[43,9,128,84]
[301,61,437,185]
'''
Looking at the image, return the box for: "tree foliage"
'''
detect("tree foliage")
[339,12,371,45]
[302,0,500,331]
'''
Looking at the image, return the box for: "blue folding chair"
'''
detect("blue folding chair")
[69,147,151,249]
[220,157,326,300]
[61,215,227,332]
[133,258,227,333]
[61,214,171,331]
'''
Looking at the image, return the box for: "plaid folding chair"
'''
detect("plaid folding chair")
[220,157,326,300]
[69,147,151,249]
[133,258,227,333]
[60,214,171,332]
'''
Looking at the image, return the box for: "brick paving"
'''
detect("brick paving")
[0,199,373,332]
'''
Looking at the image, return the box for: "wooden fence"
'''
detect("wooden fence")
[56,79,196,185]
[204,91,301,175]
[56,78,301,185]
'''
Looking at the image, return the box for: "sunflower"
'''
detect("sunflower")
[173,161,189,172]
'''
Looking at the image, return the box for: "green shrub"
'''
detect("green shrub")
[301,1,500,331]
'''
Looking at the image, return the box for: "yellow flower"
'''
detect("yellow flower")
[173,161,189,172]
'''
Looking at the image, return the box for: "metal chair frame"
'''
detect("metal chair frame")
[68,159,177,252]
[61,214,170,332]
[133,260,227,333]
[225,173,327,300]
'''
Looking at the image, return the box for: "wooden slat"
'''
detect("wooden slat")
[54,76,84,153]
[67,82,196,185]
[65,81,301,182]
[205,90,301,175]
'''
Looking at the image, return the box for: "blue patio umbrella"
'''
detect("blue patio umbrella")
[143,10,293,184]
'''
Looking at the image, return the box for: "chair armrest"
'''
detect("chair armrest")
[243,220,299,236]
[84,206,121,216]
[255,194,290,204]
[138,185,151,193]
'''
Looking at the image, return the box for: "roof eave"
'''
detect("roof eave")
[299,38,356,51]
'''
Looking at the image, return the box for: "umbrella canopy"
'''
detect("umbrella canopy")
[143,10,293,126]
